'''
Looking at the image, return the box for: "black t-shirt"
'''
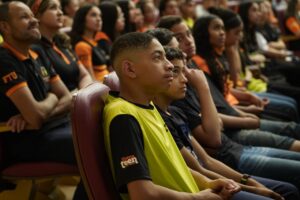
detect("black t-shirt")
[157,106,195,151]
[31,37,80,91]
[109,111,152,193]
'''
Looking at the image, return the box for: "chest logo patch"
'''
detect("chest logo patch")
[2,71,18,84]
[120,155,139,169]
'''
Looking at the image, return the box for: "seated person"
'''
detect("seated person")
[0,2,85,199]
[27,0,93,92]
[103,32,240,200]
[154,46,300,199]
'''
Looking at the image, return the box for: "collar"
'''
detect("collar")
[2,41,38,61]
[82,36,97,47]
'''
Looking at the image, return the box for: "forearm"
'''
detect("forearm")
[219,113,258,129]
[225,45,242,86]
[47,93,72,118]
[195,85,221,140]
[78,64,93,89]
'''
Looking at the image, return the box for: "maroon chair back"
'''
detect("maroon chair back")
[71,82,120,200]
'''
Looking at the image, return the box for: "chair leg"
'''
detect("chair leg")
[28,179,37,200]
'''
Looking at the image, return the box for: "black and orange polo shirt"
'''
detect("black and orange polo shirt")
[31,37,80,91]
[0,42,59,122]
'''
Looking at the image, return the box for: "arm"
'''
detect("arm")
[75,43,96,81]
[225,45,242,87]
[77,63,93,89]
[47,78,72,118]
[9,87,58,129]
[186,69,221,148]
[128,180,223,200]
[219,113,260,129]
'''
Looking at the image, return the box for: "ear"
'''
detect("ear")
[121,60,137,79]
[0,21,10,35]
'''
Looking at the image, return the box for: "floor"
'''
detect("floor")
[0,176,79,200]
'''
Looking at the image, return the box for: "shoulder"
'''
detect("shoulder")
[75,41,92,54]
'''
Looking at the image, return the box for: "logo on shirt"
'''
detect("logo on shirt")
[2,71,18,84]
[120,155,139,169]
[40,66,49,77]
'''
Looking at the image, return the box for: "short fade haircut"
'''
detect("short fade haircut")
[164,47,185,62]
[110,32,155,68]
[157,15,183,30]
[0,2,10,35]
[146,28,174,46]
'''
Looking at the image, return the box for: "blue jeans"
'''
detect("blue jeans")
[256,92,299,122]
[238,146,300,190]
[227,119,300,149]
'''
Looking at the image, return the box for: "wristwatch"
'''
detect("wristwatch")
[240,174,251,184]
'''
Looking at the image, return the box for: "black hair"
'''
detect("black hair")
[116,0,135,34]
[110,32,154,67]
[193,15,227,94]
[209,7,242,31]
[146,28,174,46]
[99,1,119,41]
[0,2,9,22]
[0,2,10,35]
[238,1,259,53]
[60,0,71,14]
[159,0,173,16]
[70,4,95,47]
[157,15,182,30]
[164,46,185,61]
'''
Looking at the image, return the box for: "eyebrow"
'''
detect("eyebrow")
[151,50,164,56]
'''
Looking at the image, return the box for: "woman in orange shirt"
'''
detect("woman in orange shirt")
[285,0,300,50]
[70,4,109,81]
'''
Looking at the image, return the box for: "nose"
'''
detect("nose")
[58,8,63,16]
[180,72,188,83]
[165,58,174,72]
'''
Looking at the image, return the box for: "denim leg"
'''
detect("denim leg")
[238,147,300,190]
[260,119,300,140]
[232,191,272,200]
[227,129,294,149]
[252,176,300,200]
[256,92,299,122]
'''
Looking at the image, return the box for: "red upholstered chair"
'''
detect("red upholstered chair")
[71,82,120,200]
[103,71,120,92]
[0,150,78,200]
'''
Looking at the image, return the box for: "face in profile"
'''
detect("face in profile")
[128,39,174,94]
[208,18,226,49]
[85,6,102,33]
[3,2,41,42]
[165,58,187,100]
[170,22,196,59]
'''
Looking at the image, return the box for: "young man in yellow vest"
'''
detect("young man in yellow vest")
[103,32,240,200]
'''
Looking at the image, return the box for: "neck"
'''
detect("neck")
[119,83,154,106]
[39,25,57,42]
[83,30,95,40]
[5,38,31,56]
[153,95,171,112]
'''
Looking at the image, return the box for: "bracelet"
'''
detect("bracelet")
[240,174,251,184]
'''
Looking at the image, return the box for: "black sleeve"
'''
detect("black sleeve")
[0,58,27,96]
[109,114,151,193]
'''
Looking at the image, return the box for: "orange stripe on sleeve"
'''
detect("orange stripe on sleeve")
[49,75,60,83]
[286,17,300,34]
[6,82,28,97]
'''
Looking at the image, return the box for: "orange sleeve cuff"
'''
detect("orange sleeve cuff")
[6,82,28,97]
[286,17,300,34]
[49,75,60,83]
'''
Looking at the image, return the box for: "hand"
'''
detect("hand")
[195,189,223,200]
[254,187,284,200]
[184,68,209,90]
[6,114,27,133]
[207,178,241,194]
[244,105,264,115]
[249,94,269,108]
